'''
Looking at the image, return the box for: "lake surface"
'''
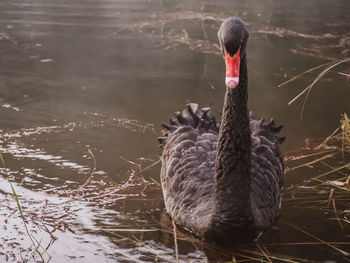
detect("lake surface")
[1,0,350,262]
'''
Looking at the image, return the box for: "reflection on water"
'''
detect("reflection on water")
[1,0,350,262]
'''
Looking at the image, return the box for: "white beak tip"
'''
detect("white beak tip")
[225,77,239,88]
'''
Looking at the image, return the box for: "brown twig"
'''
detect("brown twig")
[256,243,272,263]
[81,148,97,188]
[30,234,52,259]
[338,72,350,77]
[320,161,348,177]
[327,189,335,208]
[286,149,335,162]
[137,159,161,177]
[287,58,350,120]
[278,60,335,88]
[288,153,335,171]
[332,199,344,229]
[314,127,341,150]
[265,241,350,246]
[119,156,161,195]
[283,221,350,256]
[120,156,161,177]
[172,220,179,263]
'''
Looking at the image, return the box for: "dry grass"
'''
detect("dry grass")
[283,114,350,258]
[280,58,350,120]
[81,148,97,188]
[341,113,350,156]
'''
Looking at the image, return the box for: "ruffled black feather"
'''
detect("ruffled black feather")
[159,103,219,148]
[159,104,284,147]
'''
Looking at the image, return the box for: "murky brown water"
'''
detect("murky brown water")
[1,0,350,262]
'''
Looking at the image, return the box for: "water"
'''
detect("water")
[1,0,350,262]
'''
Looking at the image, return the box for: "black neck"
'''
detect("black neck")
[211,54,253,230]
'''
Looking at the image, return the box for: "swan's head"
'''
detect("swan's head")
[218,17,249,89]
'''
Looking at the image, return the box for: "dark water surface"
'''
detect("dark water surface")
[1,0,350,262]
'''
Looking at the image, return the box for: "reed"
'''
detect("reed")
[281,58,350,120]
[341,113,350,156]
[10,183,48,262]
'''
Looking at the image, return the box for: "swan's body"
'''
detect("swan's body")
[159,17,284,244]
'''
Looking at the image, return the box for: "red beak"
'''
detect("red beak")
[225,48,240,88]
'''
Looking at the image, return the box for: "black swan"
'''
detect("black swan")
[158,17,284,244]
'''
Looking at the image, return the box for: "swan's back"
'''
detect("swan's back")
[250,118,284,231]
[159,104,284,238]
[159,104,218,236]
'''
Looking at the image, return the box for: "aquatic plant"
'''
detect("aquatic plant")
[10,183,48,262]
[341,113,350,155]
[280,58,350,120]
[0,152,51,262]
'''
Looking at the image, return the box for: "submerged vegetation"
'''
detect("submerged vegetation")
[284,111,350,235]
[0,153,52,262]
[10,183,48,262]
[278,60,350,262]
[341,113,350,155]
